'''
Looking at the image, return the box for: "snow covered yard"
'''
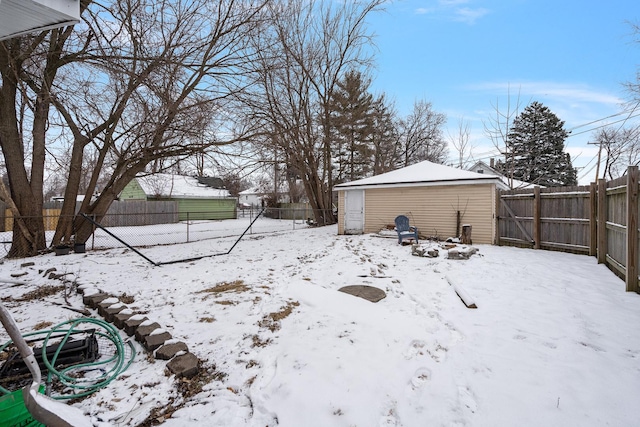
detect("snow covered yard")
[1,223,639,426]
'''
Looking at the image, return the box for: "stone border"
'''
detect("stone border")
[77,283,200,378]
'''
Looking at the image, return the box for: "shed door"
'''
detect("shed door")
[344,190,364,234]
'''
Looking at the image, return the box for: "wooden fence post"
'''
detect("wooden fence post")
[626,166,639,292]
[597,179,607,264]
[589,182,597,257]
[495,189,501,246]
[533,186,541,249]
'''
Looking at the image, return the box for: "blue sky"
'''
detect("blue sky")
[367,0,640,183]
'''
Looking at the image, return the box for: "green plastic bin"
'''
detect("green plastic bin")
[0,388,45,427]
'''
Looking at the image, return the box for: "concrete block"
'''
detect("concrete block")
[124,316,149,336]
[155,341,189,360]
[113,311,134,329]
[83,293,110,308]
[103,304,126,322]
[135,322,161,342]
[144,331,172,352]
[97,299,122,317]
[166,352,199,378]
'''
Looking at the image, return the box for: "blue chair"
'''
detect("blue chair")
[395,215,419,244]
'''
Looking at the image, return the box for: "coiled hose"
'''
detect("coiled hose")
[0,317,136,400]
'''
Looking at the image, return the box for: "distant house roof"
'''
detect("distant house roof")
[197,176,225,189]
[468,160,540,189]
[136,174,230,199]
[239,187,265,196]
[333,160,508,191]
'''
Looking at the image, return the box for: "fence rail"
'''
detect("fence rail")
[0,208,331,259]
[497,166,640,293]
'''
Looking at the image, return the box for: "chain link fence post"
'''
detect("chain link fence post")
[186,212,190,243]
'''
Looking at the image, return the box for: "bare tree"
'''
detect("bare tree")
[245,0,384,225]
[594,126,640,180]
[397,100,447,166]
[449,117,474,168]
[483,88,523,188]
[1,0,269,255]
[62,1,271,245]
[0,1,92,256]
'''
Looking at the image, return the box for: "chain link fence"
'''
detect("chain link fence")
[0,208,335,259]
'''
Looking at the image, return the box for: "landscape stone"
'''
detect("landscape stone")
[135,322,161,342]
[155,342,189,360]
[144,331,172,352]
[338,285,386,303]
[103,304,126,322]
[83,293,110,308]
[124,316,149,336]
[77,284,98,295]
[97,300,122,317]
[41,267,56,277]
[166,352,199,378]
[113,312,134,329]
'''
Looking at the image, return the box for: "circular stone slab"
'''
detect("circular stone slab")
[338,285,386,303]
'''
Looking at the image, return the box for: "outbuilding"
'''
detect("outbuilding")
[120,173,237,221]
[333,160,508,244]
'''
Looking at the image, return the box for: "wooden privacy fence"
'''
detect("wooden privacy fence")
[2,200,179,231]
[497,166,640,293]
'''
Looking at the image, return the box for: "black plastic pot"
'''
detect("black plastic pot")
[73,243,86,253]
[54,246,70,256]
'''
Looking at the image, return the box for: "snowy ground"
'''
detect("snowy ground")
[1,221,639,426]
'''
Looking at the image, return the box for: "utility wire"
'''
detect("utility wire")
[566,109,637,132]
[568,112,640,138]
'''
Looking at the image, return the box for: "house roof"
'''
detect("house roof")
[0,0,80,41]
[239,187,265,196]
[333,160,508,191]
[136,173,231,199]
[469,160,540,189]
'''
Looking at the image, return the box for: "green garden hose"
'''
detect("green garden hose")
[0,317,136,400]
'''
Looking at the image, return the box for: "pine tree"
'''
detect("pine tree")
[498,101,577,187]
[329,70,375,182]
[370,94,400,175]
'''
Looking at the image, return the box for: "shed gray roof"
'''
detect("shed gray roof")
[334,160,507,191]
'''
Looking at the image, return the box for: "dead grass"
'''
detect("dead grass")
[16,285,65,302]
[33,321,53,330]
[199,317,216,323]
[214,300,237,306]
[257,300,300,332]
[138,366,226,426]
[249,334,272,348]
[196,280,249,295]
[119,293,135,304]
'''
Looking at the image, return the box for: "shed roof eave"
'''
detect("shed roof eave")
[0,0,81,41]
[333,178,504,191]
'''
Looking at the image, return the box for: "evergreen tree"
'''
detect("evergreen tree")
[498,101,577,187]
[370,94,400,175]
[329,70,375,182]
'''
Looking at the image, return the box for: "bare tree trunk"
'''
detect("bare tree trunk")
[0,41,46,256]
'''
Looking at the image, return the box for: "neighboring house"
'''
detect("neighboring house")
[238,187,265,208]
[239,181,308,208]
[468,159,539,189]
[120,173,237,221]
[333,160,508,244]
